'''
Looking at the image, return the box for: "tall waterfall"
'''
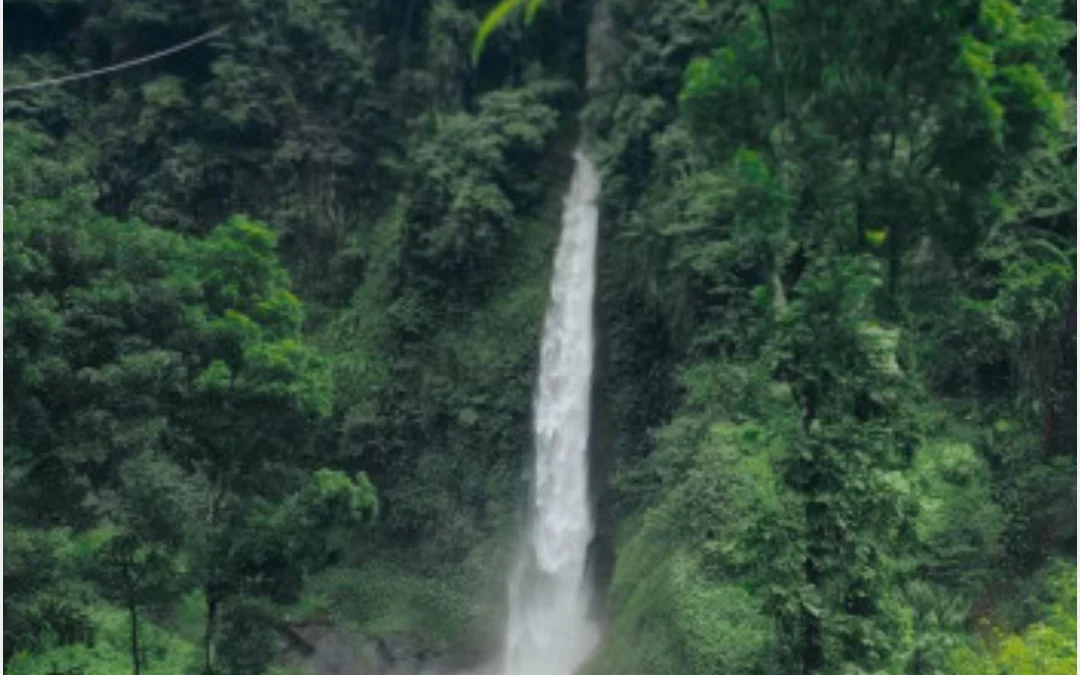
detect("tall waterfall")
[501,148,601,675]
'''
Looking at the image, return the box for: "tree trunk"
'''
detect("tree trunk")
[886,221,902,319]
[398,0,421,71]
[204,593,217,675]
[802,479,825,674]
[770,267,787,312]
[1049,283,1076,456]
[800,387,824,674]
[801,574,824,674]
[130,604,141,675]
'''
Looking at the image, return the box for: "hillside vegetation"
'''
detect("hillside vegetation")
[3,0,1076,674]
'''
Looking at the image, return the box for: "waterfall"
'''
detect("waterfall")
[501,147,602,675]
[495,6,618,674]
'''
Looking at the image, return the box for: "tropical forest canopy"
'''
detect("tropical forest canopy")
[3,0,1076,674]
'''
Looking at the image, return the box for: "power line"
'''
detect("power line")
[3,24,231,94]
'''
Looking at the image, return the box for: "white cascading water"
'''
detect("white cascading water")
[501,148,602,675]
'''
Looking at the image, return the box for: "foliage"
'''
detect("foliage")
[949,560,1076,675]
[4,123,377,674]
[586,420,786,675]
[323,73,570,560]
[909,440,1001,595]
[585,0,1074,673]
[3,1,1076,674]
[6,604,200,675]
[3,526,97,661]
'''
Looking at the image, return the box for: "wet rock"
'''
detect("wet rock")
[282,624,474,675]
[280,621,380,675]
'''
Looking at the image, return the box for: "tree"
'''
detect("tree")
[200,469,376,675]
[4,122,195,528]
[4,123,379,675]
[85,452,200,675]
[582,0,1073,672]
[3,526,96,662]
[147,216,341,674]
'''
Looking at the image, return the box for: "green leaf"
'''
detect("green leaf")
[524,0,546,25]
[472,0,527,65]
[865,228,888,247]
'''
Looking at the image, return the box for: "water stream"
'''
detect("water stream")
[501,148,602,675]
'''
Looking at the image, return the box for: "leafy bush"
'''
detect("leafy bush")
[950,560,1076,675]
[6,604,199,675]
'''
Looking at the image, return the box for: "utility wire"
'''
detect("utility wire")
[3,24,231,94]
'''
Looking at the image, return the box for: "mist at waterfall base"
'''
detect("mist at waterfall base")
[498,149,602,675]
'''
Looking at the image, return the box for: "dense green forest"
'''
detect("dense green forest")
[3,0,1076,673]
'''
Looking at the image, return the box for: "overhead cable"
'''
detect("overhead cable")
[4,24,231,94]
